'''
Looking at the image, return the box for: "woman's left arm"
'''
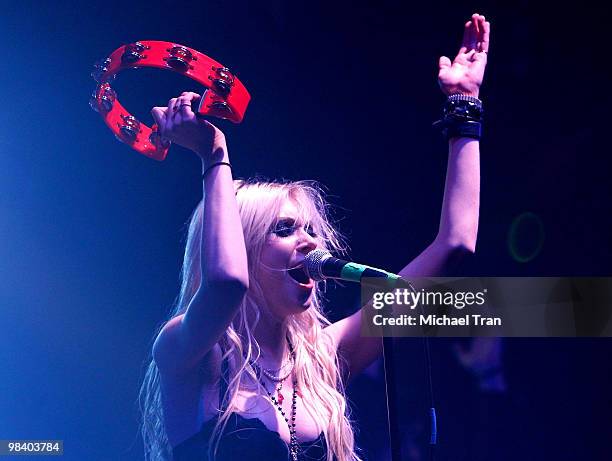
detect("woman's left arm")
[327,14,491,378]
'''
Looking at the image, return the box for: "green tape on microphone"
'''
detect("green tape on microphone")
[340,262,369,283]
[341,262,402,287]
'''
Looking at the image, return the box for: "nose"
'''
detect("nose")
[296,229,317,255]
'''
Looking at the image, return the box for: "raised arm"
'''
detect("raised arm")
[328,14,491,378]
[151,92,249,376]
[401,13,489,277]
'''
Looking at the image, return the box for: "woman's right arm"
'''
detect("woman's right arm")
[150,92,249,376]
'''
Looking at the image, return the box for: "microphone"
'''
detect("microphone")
[304,249,411,289]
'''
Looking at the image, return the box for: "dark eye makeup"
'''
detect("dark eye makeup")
[271,219,318,238]
[304,224,318,237]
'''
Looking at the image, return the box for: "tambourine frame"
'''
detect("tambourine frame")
[89,41,250,161]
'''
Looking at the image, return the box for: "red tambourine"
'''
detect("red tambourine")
[89,41,251,161]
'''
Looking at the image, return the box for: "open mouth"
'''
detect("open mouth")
[288,265,311,285]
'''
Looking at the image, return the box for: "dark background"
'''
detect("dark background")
[1,0,610,460]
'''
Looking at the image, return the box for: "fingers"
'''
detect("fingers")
[149,97,182,138]
[472,13,480,34]
[472,14,490,54]
[151,107,167,129]
[165,94,193,132]
[151,92,204,145]
[176,92,201,118]
[480,19,491,53]
[179,91,202,102]
[150,91,209,151]
[150,107,171,146]
[460,13,490,56]
[167,92,201,119]
[439,56,452,70]
[459,20,472,53]
[167,97,179,115]
[151,107,167,125]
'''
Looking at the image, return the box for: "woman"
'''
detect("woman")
[140,13,490,461]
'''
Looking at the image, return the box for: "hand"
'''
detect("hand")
[438,13,490,98]
[151,92,227,162]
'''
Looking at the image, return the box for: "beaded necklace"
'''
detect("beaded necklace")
[259,358,294,383]
[251,340,299,461]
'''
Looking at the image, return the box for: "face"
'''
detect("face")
[256,199,319,320]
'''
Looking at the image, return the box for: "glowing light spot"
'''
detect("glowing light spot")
[507,212,545,263]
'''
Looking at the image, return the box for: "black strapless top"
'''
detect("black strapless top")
[172,413,327,460]
[171,358,329,460]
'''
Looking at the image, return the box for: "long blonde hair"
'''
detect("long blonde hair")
[139,179,361,461]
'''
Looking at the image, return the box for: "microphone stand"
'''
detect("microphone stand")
[378,278,437,461]
[382,336,402,461]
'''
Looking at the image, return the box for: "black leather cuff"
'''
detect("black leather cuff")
[443,119,482,140]
[433,94,484,140]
